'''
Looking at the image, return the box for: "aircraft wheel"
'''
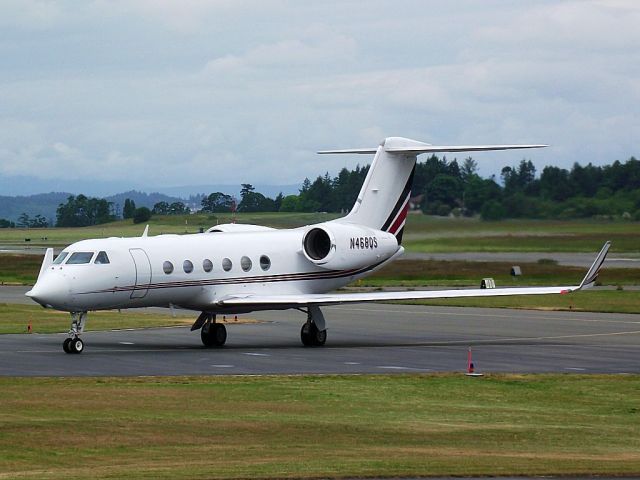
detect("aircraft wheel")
[201,323,214,347]
[63,338,72,354]
[301,323,326,347]
[314,328,327,346]
[67,337,84,354]
[201,323,227,347]
[213,324,227,346]
[300,323,313,346]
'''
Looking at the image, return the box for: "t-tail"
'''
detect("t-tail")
[319,137,547,244]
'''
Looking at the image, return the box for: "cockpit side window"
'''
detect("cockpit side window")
[66,252,95,265]
[52,252,69,265]
[94,251,110,264]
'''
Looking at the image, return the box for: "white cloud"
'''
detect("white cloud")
[0,1,638,192]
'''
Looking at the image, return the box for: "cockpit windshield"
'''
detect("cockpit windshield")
[66,252,95,265]
[52,252,69,265]
[94,251,110,264]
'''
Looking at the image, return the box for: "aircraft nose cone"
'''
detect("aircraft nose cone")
[25,276,69,308]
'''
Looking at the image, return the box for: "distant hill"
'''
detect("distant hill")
[0,184,301,222]
[0,192,71,224]
[105,191,191,214]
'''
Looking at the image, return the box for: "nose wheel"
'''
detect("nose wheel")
[63,311,87,354]
[63,337,84,354]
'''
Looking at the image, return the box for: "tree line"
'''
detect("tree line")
[3,155,637,228]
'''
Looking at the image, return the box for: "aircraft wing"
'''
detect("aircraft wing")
[216,242,610,309]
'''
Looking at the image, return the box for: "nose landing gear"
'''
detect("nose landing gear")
[63,311,87,354]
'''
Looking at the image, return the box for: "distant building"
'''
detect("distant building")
[409,194,424,211]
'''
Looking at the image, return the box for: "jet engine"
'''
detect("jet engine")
[301,223,398,270]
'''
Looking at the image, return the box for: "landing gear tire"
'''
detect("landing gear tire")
[300,323,326,347]
[64,337,84,354]
[201,323,227,347]
[71,337,84,354]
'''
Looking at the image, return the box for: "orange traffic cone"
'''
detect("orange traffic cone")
[27,321,32,334]
[465,347,483,377]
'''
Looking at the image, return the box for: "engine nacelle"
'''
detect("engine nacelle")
[301,223,398,270]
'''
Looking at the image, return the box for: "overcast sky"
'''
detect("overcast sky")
[1,0,638,194]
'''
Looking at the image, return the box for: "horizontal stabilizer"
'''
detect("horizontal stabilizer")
[319,136,548,155]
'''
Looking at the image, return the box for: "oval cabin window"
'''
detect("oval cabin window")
[183,260,194,274]
[163,261,174,274]
[260,255,271,271]
[222,258,232,272]
[241,256,252,272]
[203,259,213,272]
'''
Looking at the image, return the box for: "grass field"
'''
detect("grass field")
[0,304,195,334]
[1,374,639,479]
[365,258,639,287]
[1,214,638,252]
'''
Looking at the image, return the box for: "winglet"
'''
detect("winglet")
[578,241,611,290]
[142,225,149,237]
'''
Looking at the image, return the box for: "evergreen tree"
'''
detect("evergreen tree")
[123,199,136,219]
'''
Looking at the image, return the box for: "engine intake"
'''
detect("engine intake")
[301,223,398,270]
[303,227,332,261]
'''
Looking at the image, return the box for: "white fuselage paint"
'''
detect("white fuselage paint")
[32,225,400,313]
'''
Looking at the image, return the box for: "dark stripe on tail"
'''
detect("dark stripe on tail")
[381,165,416,231]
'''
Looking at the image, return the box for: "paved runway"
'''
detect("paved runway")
[1,301,639,376]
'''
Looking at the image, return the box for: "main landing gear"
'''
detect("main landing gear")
[193,312,227,347]
[300,305,327,347]
[63,311,87,354]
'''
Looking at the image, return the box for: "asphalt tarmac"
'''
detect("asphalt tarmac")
[1,297,639,376]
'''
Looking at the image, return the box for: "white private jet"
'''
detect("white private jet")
[26,137,610,354]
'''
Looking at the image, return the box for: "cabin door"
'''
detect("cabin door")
[129,248,152,299]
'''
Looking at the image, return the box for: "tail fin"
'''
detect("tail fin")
[320,137,547,244]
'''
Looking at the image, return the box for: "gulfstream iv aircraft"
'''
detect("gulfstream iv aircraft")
[26,137,610,354]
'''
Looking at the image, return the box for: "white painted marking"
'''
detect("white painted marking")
[565,367,586,371]
[377,366,410,370]
[119,342,135,345]
[211,364,234,368]
[344,362,361,365]
[242,352,270,357]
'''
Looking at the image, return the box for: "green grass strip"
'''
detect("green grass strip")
[0,374,639,479]
[0,304,193,334]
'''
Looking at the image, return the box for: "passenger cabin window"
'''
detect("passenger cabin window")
[241,256,252,272]
[203,259,213,272]
[260,255,271,271]
[94,251,110,264]
[183,260,194,274]
[66,252,94,265]
[163,261,174,274]
[53,252,69,265]
[222,258,232,272]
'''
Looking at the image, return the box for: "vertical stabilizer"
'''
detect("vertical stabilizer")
[319,136,547,244]
[333,138,422,243]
